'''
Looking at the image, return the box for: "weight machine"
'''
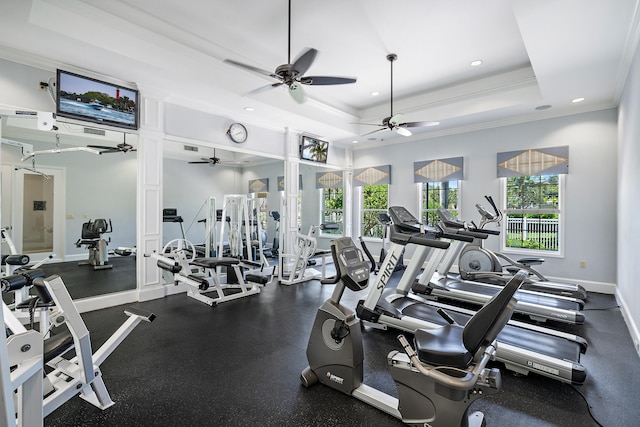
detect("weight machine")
[0,269,155,425]
[148,239,270,307]
[75,218,113,270]
[277,223,335,286]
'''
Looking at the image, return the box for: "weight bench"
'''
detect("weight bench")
[150,249,270,306]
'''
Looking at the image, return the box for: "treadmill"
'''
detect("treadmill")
[438,196,588,301]
[387,206,585,325]
[356,206,588,385]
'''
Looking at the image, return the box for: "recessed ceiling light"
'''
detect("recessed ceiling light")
[470,60,483,67]
[571,97,585,103]
[244,107,255,111]
[535,105,552,111]
[371,91,380,96]
[352,140,359,144]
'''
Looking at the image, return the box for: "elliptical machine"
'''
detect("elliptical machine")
[451,195,587,300]
[301,236,526,427]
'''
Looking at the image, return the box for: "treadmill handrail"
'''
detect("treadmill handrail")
[389,224,450,249]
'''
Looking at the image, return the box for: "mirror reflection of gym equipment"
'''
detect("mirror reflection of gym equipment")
[75,218,113,270]
[1,116,138,301]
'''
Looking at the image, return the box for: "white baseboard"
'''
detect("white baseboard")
[616,290,640,359]
[546,275,616,295]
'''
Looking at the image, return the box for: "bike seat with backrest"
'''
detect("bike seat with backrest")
[413,271,526,369]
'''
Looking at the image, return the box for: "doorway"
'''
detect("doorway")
[10,166,65,262]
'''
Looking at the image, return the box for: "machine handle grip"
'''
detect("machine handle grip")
[485,195,500,216]
[406,234,450,249]
[358,236,377,272]
[320,245,341,285]
[439,231,474,243]
[437,308,457,325]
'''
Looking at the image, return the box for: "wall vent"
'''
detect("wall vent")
[84,127,106,136]
[184,145,199,152]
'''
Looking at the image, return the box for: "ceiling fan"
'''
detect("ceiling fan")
[188,149,248,167]
[87,134,136,154]
[223,0,356,103]
[20,132,135,160]
[358,54,440,137]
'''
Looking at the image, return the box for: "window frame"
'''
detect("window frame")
[417,180,461,227]
[500,174,565,258]
[359,183,389,240]
[319,186,344,236]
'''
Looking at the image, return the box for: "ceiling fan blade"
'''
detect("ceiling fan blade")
[361,127,385,137]
[188,161,211,164]
[352,122,385,126]
[247,82,284,97]
[289,82,305,103]
[395,126,412,137]
[291,48,317,75]
[300,76,357,86]
[223,59,278,79]
[404,120,440,128]
[87,144,116,150]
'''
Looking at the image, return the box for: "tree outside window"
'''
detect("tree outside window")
[322,187,343,234]
[420,181,459,226]
[361,184,388,238]
[504,174,561,252]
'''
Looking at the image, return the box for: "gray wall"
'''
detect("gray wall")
[352,109,618,288]
[618,37,640,353]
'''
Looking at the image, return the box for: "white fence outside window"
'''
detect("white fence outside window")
[505,217,559,251]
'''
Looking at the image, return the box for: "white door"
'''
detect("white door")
[12,166,65,263]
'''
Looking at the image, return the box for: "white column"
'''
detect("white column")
[136,92,166,301]
[343,146,354,238]
[283,128,300,258]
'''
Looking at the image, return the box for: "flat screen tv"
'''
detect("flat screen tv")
[56,69,139,130]
[299,135,328,163]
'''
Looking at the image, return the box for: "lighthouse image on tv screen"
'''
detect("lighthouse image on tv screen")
[56,69,139,130]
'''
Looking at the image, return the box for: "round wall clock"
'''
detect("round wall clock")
[227,122,248,143]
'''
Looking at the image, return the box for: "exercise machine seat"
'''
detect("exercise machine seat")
[43,331,75,363]
[414,271,526,369]
[81,219,110,240]
[191,257,240,268]
[414,325,471,368]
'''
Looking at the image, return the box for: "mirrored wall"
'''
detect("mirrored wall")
[1,115,137,300]
[298,162,345,252]
[162,139,284,272]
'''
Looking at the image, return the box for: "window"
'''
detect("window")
[321,187,343,235]
[420,181,459,226]
[361,184,389,238]
[503,174,562,253]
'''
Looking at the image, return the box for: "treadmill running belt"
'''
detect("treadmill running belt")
[402,301,582,362]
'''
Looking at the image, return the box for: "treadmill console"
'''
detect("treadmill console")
[388,206,443,237]
[437,208,463,228]
[388,206,422,232]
